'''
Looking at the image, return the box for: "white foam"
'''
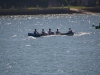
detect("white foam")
[75,32,90,36]
[12,35,17,38]
[28,17,32,19]
[28,36,36,39]
[25,45,31,47]
[42,35,59,37]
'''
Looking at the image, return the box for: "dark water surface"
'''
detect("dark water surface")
[0,14,100,75]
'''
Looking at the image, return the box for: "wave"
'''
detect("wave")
[42,35,61,37]
[25,45,31,47]
[74,32,91,36]
[12,35,17,38]
[28,36,36,39]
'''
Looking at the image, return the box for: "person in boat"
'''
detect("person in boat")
[41,29,47,35]
[34,29,39,35]
[56,29,61,35]
[67,28,73,34]
[48,29,54,35]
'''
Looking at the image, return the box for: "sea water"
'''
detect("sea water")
[0,14,100,75]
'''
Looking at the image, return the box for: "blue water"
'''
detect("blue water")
[0,14,100,75]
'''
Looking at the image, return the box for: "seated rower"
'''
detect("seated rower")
[48,29,54,35]
[34,29,39,35]
[67,28,73,34]
[56,29,61,35]
[41,29,47,35]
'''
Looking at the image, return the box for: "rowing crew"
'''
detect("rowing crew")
[34,28,73,35]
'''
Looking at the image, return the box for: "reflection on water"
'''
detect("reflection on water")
[0,14,100,75]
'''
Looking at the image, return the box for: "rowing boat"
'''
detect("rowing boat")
[28,32,74,37]
[92,25,100,29]
[61,32,74,36]
[95,26,100,29]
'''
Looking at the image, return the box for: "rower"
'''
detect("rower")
[34,29,39,35]
[41,29,47,35]
[56,29,61,35]
[48,29,54,35]
[67,28,73,33]
[48,29,51,35]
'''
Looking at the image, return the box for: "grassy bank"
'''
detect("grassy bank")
[70,6,94,9]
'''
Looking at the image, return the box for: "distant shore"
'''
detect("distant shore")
[0,9,80,15]
[0,7,100,15]
[0,9,70,15]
